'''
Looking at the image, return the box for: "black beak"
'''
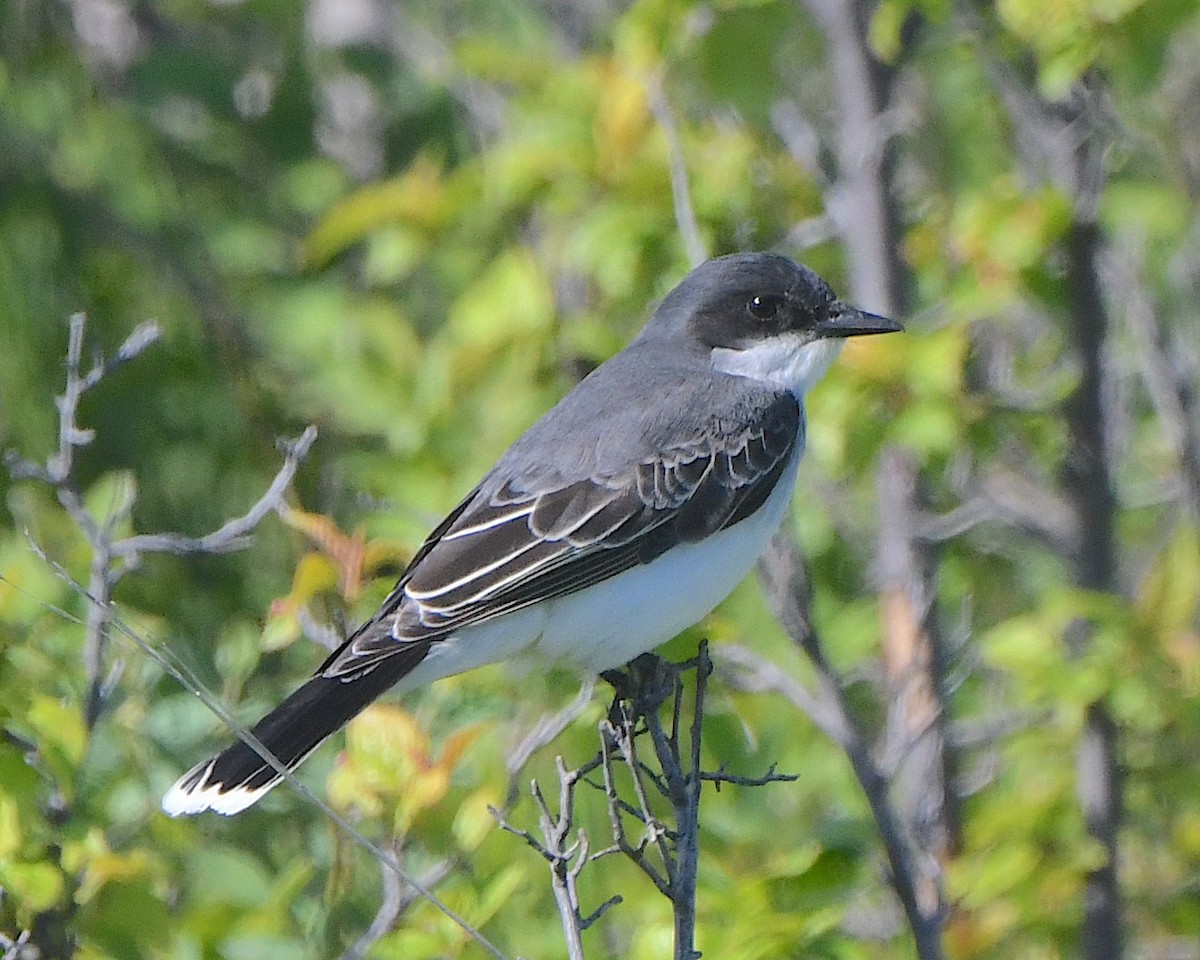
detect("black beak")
[815,303,903,338]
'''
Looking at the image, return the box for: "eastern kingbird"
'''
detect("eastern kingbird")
[163,252,900,816]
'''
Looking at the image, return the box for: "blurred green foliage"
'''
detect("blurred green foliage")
[2,0,1199,958]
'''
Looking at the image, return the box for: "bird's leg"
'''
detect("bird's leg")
[599,666,635,728]
[602,645,717,729]
[599,667,632,703]
[601,653,677,726]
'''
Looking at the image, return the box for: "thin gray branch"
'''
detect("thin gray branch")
[339,843,455,960]
[7,314,310,722]
[0,929,32,960]
[919,468,1078,555]
[646,75,707,268]
[342,847,405,960]
[699,763,798,790]
[601,708,675,894]
[712,643,851,746]
[506,679,597,796]
[51,317,162,478]
[113,427,317,561]
[535,767,591,958]
[8,317,313,726]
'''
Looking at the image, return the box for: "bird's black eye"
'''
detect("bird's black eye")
[747,294,784,321]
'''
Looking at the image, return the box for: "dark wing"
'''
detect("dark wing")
[319,391,801,680]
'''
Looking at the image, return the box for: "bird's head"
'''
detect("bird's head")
[644,252,902,396]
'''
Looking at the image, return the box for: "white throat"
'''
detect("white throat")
[709,335,844,396]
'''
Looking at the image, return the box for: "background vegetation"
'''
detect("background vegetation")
[2,0,1198,957]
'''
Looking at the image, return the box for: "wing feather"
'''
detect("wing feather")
[528,481,624,540]
[318,389,801,681]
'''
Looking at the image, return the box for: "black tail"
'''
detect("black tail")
[162,644,428,816]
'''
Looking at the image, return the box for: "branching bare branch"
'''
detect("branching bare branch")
[757,531,947,960]
[500,644,795,960]
[113,428,316,561]
[699,763,798,790]
[339,843,455,960]
[9,314,509,960]
[492,756,622,959]
[600,703,675,895]
[4,314,318,727]
[0,929,32,960]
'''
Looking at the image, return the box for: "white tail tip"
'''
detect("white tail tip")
[161,758,281,817]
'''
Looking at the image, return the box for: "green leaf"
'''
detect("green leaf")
[27,695,87,766]
[449,247,555,348]
[303,155,446,267]
[186,846,273,909]
[220,935,311,960]
[0,860,65,912]
[0,795,21,858]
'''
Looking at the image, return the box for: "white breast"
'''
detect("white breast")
[525,437,802,673]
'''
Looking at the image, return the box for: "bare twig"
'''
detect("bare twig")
[712,642,851,745]
[646,74,707,268]
[341,846,405,960]
[113,428,316,561]
[5,314,318,727]
[918,467,1078,555]
[699,763,798,790]
[0,928,32,960]
[5,316,159,490]
[601,704,675,895]
[505,679,597,801]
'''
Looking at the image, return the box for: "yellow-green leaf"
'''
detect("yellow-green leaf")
[27,696,87,766]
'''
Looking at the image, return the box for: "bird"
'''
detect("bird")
[162,252,901,816]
